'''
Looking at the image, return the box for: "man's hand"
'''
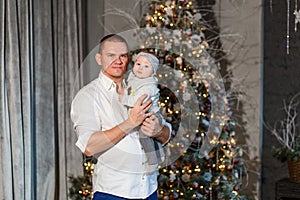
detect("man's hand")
[141,112,171,145]
[128,94,152,126]
[140,112,163,137]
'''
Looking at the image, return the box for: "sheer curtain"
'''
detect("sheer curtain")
[0,0,84,199]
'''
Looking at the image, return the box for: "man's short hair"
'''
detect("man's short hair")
[98,34,128,53]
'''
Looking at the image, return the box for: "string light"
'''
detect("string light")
[270,0,299,54]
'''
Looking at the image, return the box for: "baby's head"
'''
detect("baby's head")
[133,52,159,79]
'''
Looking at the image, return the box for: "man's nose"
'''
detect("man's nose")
[115,56,122,63]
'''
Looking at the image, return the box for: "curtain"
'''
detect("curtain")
[0,0,84,199]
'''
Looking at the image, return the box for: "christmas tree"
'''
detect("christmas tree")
[69,0,249,199]
[68,156,95,200]
[139,0,249,199]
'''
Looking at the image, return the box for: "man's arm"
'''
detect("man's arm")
[84,94,152,156]
[154,125,171,145]
[83,120,133,156]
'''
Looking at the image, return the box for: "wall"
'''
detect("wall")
[215,1,262,199]
[262,0,300,199]
[82,0,143,84]
[82,0,104,84]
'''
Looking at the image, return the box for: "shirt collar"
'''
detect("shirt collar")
[98,71,127,90]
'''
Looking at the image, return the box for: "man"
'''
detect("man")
[71,34,171,200]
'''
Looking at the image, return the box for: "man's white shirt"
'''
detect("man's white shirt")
[71,71,171,198]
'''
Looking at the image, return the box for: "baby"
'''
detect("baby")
[122,52,164,165]
[122,52,160,114]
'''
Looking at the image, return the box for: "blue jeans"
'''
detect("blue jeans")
[92,191,158,200]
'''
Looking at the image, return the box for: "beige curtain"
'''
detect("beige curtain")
[0,0,84,199]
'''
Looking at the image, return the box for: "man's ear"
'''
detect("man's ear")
[95,53,102,66]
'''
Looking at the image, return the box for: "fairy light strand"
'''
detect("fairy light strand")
[270,0,300,54]
[294,0,299,31]
[287,0,290,54]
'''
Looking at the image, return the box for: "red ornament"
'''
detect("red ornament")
[233,158,239,164]
[166,55,174,62]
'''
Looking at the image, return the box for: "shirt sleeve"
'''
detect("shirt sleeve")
[70,89,101,153]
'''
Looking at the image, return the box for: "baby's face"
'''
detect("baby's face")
[133,56,154,79]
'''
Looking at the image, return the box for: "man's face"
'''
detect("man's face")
[96,41,129,82]
[133,56,154,79]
